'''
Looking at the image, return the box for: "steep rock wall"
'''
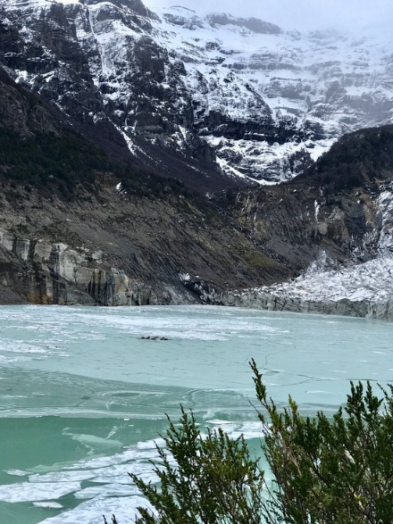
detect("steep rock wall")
[0,231,162,305]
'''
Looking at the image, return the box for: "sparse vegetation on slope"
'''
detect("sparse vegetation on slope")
[299,124,393,192]
[0,127,201,200]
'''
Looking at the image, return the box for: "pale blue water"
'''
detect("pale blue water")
[0,305,392,523]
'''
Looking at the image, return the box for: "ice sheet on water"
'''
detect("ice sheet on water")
[70,307,288,340]
[0,354,32,363]
[74,484,139,500]
[0,305,290,378]
[16,437,161,523]
[0,435,161,523]
[0,341,50,354]
[63,442,163,473]
[28,471,96,484]
[1,419,266,519]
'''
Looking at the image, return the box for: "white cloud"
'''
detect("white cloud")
[145,0,393,31]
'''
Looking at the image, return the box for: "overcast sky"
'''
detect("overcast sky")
[144,0,393,31]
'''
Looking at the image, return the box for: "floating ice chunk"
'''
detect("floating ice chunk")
[34,501,63,509]
[0,481,81,503]
[5,469,28,477]
[136,438,165,450]
[68,433,123,449]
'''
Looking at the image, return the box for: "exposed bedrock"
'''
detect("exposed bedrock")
[0,233,194,306]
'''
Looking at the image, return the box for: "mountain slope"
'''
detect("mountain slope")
[0,66,290,305]
[0,1,392,312]
[0,64,392,312]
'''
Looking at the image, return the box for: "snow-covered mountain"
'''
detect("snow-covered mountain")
[0,8,393,314]
[1,0,393,184]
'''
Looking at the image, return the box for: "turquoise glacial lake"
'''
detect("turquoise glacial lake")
[0,305,392,523]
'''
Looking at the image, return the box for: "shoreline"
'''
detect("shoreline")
[1,293,393,323]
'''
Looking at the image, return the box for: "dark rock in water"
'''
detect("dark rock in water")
[141,336,169,340]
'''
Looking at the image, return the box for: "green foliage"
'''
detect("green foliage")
[130,408,265,524]
[251,360,393,524]
[126,362,393,524]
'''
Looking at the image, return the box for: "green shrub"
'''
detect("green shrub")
[123,360,393,524]
[131,408,264,524]
[252,360,393,524]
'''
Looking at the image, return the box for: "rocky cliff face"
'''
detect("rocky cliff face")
[0,184,290,306]
[1,0,392,185]
[0,230,152,306]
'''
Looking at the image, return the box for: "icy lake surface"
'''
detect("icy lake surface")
[0,305,393,524]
